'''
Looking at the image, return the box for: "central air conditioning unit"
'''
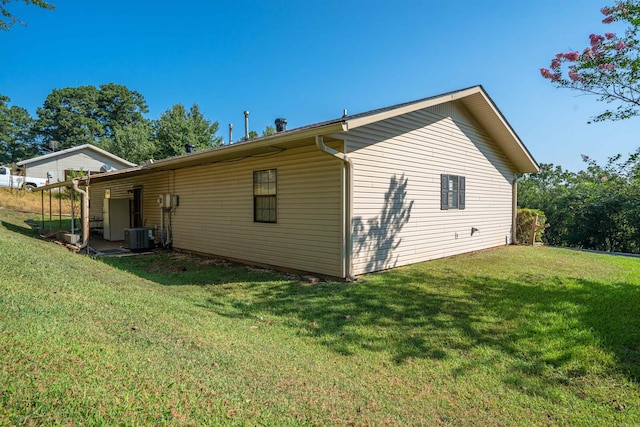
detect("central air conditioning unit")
[124,227,154,250]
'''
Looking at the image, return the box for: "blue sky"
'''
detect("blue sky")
[2,0,637,171]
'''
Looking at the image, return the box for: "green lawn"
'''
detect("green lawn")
[1,209,639,426]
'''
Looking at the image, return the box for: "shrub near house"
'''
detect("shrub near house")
[516,208,547,244]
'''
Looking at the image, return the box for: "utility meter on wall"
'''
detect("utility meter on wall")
[157,193,178,208]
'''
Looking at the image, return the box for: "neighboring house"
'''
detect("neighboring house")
[69,86,538,279]
[17,144,136,183]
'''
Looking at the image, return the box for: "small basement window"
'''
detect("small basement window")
[253,169,277,223]
[441,174,465,210]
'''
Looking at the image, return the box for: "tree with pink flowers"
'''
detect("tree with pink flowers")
[540,1,640,122]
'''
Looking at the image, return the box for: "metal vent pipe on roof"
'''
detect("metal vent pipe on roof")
[244,111,249,140]
[229,123,233,145]
[275,118,287,132]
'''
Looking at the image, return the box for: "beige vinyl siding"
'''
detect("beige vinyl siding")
[89,172,171,228]
[89,144,342,276]
[169,144,343,277]
[347,100,517,275]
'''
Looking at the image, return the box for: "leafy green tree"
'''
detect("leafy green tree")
[262,125,276,137]
[0,94,39,164]
[518,163,576,246]
[537,1,640,251]
[35,86,102,149]
[153,103,222,159]
[519,152,640,252]
[100,120,156,165]
[1,0,54,31]
[96,83,148,139]
[540,0,640,122]
[571,152,640,252]
[34,84,148,151]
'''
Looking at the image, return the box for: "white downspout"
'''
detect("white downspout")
[72,178,90,251]
[315,136,356,281]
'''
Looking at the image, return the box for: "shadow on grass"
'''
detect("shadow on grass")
[204,269,640,384]
[98,253,288,287]
[1,214,73,237]
[98,252,640,389]
[507,276,640,381]
[1,220,37,238]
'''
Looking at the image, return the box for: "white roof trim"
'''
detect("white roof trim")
[17,144,136,167]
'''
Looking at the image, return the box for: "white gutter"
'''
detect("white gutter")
[315,136,356,281]
[72,178,90,251]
